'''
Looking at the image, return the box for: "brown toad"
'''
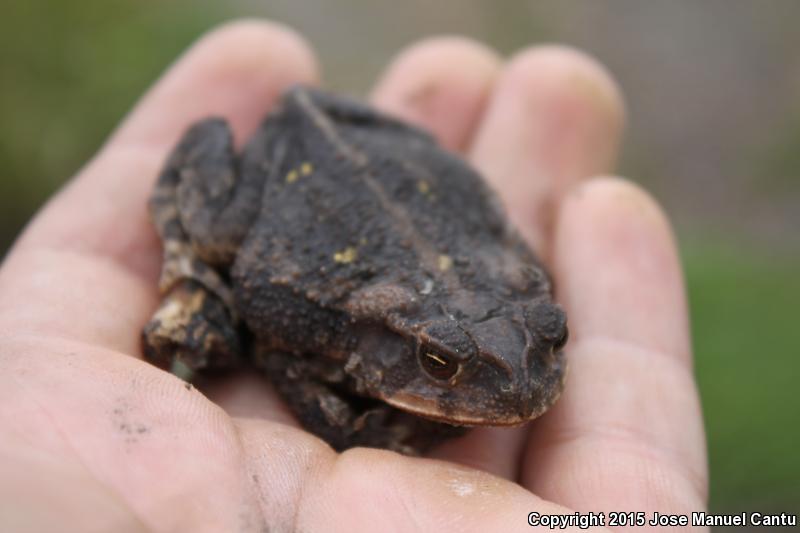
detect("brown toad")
[142,87,568,454]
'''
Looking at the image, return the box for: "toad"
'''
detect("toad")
[142,87,568,454]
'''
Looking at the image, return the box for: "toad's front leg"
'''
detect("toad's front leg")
[143,118,266,378]
[255,350,465,454]
[255,349,415,453]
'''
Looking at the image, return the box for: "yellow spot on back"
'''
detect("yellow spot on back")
[285,169,299,183]
[300,162,313,176]
[333,247,358,264]
[438,254,452,271]
[417,180,430,194]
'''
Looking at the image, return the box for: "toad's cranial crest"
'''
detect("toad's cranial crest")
[142,86,568,454]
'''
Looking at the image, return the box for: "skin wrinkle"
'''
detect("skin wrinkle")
[231,420,274,533]
[296,445,361,533]
[240,423,337,532]
[383,469,426,533]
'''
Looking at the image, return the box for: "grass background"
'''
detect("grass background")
[2,0,798,514]
[684,243,799,510]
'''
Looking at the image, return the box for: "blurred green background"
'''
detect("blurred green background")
[2,0,798,516]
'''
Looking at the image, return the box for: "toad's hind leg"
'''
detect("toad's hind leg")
[143,119,261,378]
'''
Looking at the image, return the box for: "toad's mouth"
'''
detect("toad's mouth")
[383,392,532,426]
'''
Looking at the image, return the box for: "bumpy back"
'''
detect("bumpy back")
[233,88,546,318]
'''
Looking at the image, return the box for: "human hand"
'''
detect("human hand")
[0,21,707,532]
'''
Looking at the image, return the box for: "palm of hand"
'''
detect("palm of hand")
[0,21,707,533]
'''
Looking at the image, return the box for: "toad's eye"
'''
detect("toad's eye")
[419,349,460,380]
[553,325,569,352]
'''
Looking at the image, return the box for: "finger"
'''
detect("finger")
[432,46,624,479]
[470,46,625,258]
[369,37,529,478]
[0,20,317,356]
[428,426,529,481]
[202,371,298,426]
[241,440,614,533]
[370,36,500,151]
[522,178,708,520]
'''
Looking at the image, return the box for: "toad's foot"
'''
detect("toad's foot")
[142,279,242,380]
